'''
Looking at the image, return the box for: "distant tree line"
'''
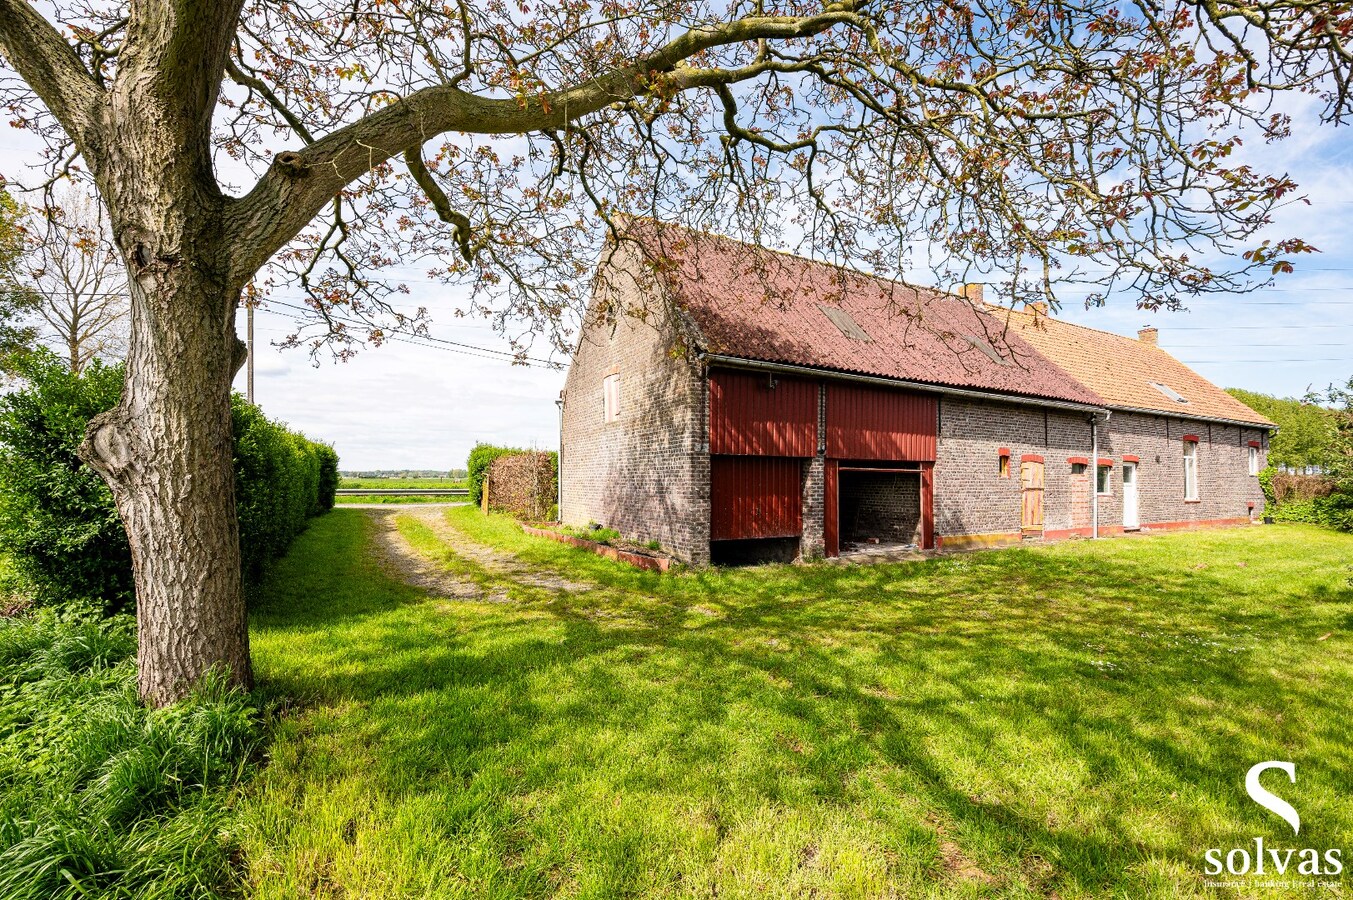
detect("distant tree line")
[1230,382,1353,532]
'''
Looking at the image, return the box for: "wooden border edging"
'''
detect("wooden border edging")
[520,524,672,572]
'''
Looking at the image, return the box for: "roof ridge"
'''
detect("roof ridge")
[993,303,1165,348]
[622,217,959,304]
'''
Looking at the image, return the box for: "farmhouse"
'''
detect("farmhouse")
[559,224,1274,565]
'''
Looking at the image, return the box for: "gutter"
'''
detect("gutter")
[699,353,1109,416]
[1097,403,1275,432]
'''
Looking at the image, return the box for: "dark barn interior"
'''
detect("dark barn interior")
[838,468,922,548]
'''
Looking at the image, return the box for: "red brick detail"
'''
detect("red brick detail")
[1122,454,1140,463]
[1042,517,1249,540]
[1098,457,1114,467]
[1066,456,1089,465]
[998,447,1011,456]
[1182,434,1200,443]
[1021,453,1044,463]
[522,524,672,572]
[1248,440,1261,448]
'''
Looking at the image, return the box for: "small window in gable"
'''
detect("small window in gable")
[1248,445,1259,476]
[999,451,1011,478]
[602,373,621,423]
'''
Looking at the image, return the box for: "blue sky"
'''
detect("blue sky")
[6,97,1350,472]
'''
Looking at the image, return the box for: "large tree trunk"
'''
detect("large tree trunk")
[79,226,252,706]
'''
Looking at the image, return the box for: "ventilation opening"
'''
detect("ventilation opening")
[710,537,800,566]
[839,470,921,551]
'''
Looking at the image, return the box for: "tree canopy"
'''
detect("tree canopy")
[1227,386,1337,471]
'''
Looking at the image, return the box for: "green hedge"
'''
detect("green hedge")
[467,443,559,507]
[1258,465,1353,532]
[0,353,338,614]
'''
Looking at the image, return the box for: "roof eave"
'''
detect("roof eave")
[1098,402,1276,431]
[700,353,1110,416]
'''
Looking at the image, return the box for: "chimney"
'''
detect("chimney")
[959,283,984,303]
[1029,301,1049,316]
[1138,326,1158,346]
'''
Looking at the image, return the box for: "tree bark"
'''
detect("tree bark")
[79,245,251,705]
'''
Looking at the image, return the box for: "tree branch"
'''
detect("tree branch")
[0,0,103,147]
[227,5,866,275]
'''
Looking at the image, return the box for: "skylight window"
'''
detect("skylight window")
[817,304,871,342]
[964,334,1010,366]
[1149,381,1189,404]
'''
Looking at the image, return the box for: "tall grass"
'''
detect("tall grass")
[0,613,262,899]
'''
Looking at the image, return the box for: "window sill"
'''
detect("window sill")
[1184,499,1201,504]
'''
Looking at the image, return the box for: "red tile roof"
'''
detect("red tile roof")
[623,222,1105,407]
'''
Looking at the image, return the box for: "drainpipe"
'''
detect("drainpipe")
[1091,414,1098,540]
[1090,410,1112,539]
[555,395,564,522]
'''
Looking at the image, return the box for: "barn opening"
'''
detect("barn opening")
[837,466,922,551]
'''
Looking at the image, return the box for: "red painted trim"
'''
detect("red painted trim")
[522,525,671,572]
[1067,456,1089,465]
[824,459,840,558]
[1122,455,1140,463]
[1098,458,1114,467]
[1182,434,1200,443]
[1042,517,1249,541]
[1021,454,1044,463]
[998,447,1011,456]
[1248,440,1261,448]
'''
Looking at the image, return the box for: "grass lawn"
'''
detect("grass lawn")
[339,477,467,490]
[241,511,1353,899]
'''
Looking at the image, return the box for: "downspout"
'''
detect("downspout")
[555,395,564,521]
[1091,410,1112,539]
[1091,414,1098,540]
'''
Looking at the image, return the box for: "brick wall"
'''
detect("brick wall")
[934,397,1092,539]
[559,246,711,564]
[840,472,921,544]
[935,396,1268,542]
[1098,412,1267,528]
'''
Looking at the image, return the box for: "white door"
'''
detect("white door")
[1122,462,1139,529]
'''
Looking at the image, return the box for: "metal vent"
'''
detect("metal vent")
[817,304,871,341]
[1149,381,1189,403]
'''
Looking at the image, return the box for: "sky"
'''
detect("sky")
[6,79,1352,473]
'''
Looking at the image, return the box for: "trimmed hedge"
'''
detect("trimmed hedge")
[1258,465,1353,533]
[486,451,557,521]
[467,443,518,504]
[0,352,338,614]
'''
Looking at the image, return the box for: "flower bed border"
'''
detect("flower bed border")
[520,524,672,572]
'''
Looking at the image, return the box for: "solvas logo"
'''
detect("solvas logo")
[1203,761,1343,880]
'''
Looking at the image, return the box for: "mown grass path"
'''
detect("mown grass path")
[240,510,1353,899]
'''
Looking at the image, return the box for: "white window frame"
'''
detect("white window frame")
[602,373,621,423]
[1183,440,1199,500]
[1248,445,1259,476]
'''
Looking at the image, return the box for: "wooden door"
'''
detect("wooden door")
[1020,459,1045,532]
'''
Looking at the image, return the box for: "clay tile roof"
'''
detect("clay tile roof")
[996,308,1275,426]
[621,222,1104,408]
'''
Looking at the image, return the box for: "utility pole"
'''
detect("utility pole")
[246,303,255,404]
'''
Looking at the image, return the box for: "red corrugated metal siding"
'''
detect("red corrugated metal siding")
[709,369,817,456]
[710,456,803,540]
[826,383,937,461]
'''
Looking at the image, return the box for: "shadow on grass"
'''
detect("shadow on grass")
[244,510,1353,898]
